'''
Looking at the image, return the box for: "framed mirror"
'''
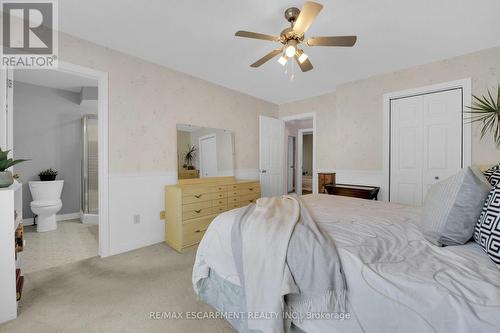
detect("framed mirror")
[177,124,234,179]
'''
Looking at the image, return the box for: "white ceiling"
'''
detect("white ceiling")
[57,0,500,104]
[14,69,97,93]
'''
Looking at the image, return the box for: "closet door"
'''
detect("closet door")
[390,95,424,205]
[422,89,462,199]
[390,89,463,206]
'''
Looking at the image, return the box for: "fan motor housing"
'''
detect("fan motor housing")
[284,7,300,23]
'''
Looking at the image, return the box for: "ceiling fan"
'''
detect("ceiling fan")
[235,1,357,72]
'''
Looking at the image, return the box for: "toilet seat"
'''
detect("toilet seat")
[30,200,62,208]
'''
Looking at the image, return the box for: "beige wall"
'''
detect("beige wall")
[280,93,337,170]
[59,33,278,174]
[279,46,500,171]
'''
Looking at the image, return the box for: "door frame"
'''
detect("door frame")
[382,78,472,202]
[198,133,217,177]
[280,112,317,194]
[297,128,313,195]
[2,61,111,257]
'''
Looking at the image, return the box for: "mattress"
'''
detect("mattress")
[193,194,500,333]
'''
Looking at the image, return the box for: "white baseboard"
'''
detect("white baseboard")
[80,211,98,225]
[22,212,81,226]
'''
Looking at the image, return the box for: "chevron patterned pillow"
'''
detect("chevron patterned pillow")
[474,185,500,267]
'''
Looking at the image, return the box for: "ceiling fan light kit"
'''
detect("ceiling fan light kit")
[235,1,357,74]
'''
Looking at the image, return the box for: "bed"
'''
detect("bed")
[192,194,500,333]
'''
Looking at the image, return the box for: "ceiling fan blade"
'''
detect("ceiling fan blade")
[250,48,283,67]
[293,1,323,35]
[295,54,313,72]
[307,36,357,47]
[235,30,280,42]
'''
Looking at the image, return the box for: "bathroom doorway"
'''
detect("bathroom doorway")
[283,115,315,195]
[3,63,109,273]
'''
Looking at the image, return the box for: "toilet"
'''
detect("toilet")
[29,180,64,232]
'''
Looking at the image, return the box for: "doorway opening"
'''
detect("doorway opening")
[283,116,314,195]
[1,62,109,274]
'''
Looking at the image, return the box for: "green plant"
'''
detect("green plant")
[0,148,29,171]
[467,85,500,145]
[38,168,58,181]
[184,145,197,167]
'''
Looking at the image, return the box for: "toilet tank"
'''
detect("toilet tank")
[29,180,64,201]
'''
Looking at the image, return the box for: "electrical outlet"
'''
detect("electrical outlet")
[133,214,140,224]
[160,210,166,220]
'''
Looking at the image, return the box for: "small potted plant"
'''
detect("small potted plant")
[38,168,58,181]
[184,145,197,170]
[0,148,29,188]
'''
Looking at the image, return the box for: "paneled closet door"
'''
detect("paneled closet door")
[390,95,424,206]
[390,89,463,206]
[422,89,462,199]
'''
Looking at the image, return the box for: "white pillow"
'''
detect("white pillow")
[421,167,491,246]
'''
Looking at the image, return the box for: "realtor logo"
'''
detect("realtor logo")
[1,0,58,68]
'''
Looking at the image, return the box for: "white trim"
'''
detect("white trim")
[198,133,217,178]
[12,61,110,256]
[280,112,318,194]
[382,78,472,202]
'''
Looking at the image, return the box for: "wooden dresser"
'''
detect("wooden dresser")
[165,176,260,252]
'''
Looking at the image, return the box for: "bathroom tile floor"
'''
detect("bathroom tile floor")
[22,219,98,274]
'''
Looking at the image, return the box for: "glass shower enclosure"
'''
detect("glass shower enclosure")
[81,115,98,223]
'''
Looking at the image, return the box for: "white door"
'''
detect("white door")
[259,116,284,197]
[390,89,462,205]
[422,89,462,198]
[287,136,295,193]
[199,135,218,177]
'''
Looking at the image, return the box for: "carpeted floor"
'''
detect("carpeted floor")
[23,219,99,274]
[0,244,235,333]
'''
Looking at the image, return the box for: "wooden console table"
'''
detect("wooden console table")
[325,183,380,200]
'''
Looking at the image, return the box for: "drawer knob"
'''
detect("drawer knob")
[249,188,253,191]
[194,209,202,213]
[194,194,203,198]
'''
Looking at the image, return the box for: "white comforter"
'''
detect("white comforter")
[193,194,500,333]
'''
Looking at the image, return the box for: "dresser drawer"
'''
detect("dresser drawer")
[183,200,211,213]
[228,187,259,197]
[182,216,213,246]
[211,191,227,200]
[182,185,214,196]
[211,185,227,193]
[212,198,227,207]
[184,191,227,204]
[183,206,214,220]
[183,192,213,204]
[229,182,260,191]
[238,193,260,202]
[212,204,229,214]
